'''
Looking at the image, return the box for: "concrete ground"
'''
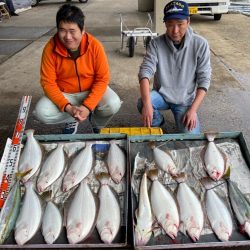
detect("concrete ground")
[0,0,250,152]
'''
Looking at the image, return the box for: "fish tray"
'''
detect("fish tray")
[0,133,130,249]
[129,131,250,250]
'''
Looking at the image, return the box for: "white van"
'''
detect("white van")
[186,0,230,20]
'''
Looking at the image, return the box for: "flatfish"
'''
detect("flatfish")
[203,133,227,181]
[18,129,42,182]
[66,180,97,244]
[134,172,153,246]
[15,182,42,245]
[152,145,178,176]
[148,169,179,239]
[96,173,121,243]
[107,141,126,184]
[42,201,62,244]
[37,144,65,193]
[227,179,250,237]
[176,175,204,242]
[63,143,93,192]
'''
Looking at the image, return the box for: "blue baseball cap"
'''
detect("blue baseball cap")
[163,0,190,22]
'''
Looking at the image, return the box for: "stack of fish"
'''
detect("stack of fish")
[0,131,127,246]
[133,133,250,247]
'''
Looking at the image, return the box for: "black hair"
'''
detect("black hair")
[56,4,85,32]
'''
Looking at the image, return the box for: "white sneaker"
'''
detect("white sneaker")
[62,121,79,134]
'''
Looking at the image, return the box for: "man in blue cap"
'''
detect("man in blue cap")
[137,0,211,133]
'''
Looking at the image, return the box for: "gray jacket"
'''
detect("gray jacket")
[138,26,211,106]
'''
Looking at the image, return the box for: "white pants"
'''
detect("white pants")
[33,87,122,128]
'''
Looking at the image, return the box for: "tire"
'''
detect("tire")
[214,14,222,21]
[128,37,135,57]
[145,36,152,49]
[31,0,39,7]
[79,0,88,3]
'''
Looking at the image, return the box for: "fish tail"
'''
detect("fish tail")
[15,169,33,180]
[147,169,159,181]
[200,177,215,190]
[96,172,110,185]
[148,141,156,149]
[24,129,35,136]
[173,172,186,183]
[205,132,218,142]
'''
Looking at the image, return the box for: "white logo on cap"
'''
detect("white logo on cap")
[166,6,182,13]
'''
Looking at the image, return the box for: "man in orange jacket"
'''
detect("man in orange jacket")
[33,4,121,134]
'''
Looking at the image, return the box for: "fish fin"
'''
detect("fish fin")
[205,132,218,142]
[135,208,139,221]
[96,172,110,185]
[147,169,158,182]
[15,168,33,180]
[217,147,230,178]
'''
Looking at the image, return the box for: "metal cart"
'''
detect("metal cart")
[120,13,158,57]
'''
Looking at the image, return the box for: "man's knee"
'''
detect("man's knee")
[96,96,122,117]
[33,97,60,124]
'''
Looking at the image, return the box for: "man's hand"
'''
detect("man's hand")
[182,88,207,131]
[142,103,153,127]
[182,107,197,131]
[65,104,90,122]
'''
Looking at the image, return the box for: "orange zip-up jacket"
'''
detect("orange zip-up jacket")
[40,32,110,112]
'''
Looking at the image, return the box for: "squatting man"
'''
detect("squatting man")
[33,4,122,134]
[137,0,211,133]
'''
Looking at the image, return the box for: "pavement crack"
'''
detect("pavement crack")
[210,48,246,90]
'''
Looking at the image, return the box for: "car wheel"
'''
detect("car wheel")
[128,37,135,57]
[214,14,222,21]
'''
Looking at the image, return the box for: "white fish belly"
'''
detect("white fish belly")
[134,173,153,246]
[206,190,232,241]
[63,144,93,191]
[18,130,42,182]
[204,142,224,180]
[97,185,120,243]
[67,181,97,244]
[37,144,65,192]
[177,183,204,241]
[153,148,177,175]
[42,201,62,244]
[107,143,125,184]
[150,180,179,239]
[15,184,42,245]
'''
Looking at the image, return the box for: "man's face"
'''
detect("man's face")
[165,18,190,43]
[58,21,84,51]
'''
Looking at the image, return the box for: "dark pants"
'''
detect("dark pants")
[0,0,15,13]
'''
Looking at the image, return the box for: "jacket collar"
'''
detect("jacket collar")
[53,32,90,57]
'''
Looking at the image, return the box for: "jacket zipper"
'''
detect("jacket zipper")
[74,59,81,92]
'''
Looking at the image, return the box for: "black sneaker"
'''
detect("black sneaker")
[10,12,19,16]
[92,127,100,134]
[159,117,165,127]
[62,121,79,134]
